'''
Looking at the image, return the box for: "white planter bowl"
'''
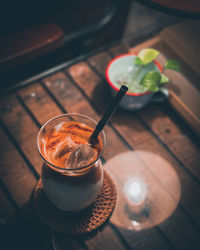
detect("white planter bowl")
[106,54,162,110]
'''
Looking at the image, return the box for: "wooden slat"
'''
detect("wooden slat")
[42,72,171,249]
[67,56,200,248]
[18,83,62,125]
[52,234,87,250]
[88,51,112,76]
[139,104,200,182]
[110,43,200,183]
[0,126,37,207]
[0,187,15,219]
[128,37,162,55]
[159,21,200,76]
[84,226,128,250]
[109,226,171,250]
[109,43,130,57]
[158,209,200,250]
[0,94,42,175]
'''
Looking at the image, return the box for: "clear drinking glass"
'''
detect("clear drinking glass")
[37,114,106,212]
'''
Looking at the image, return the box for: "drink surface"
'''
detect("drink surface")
[40,121,102,169]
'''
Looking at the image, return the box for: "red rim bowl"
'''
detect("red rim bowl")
[106,53,162,97]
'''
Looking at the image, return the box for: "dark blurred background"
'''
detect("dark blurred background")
[0,0,181,91]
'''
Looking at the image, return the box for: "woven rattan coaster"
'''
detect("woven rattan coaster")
[33,170,116,235]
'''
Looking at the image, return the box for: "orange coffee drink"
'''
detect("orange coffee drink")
[37,114,105,211]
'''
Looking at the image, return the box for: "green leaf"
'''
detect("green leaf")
[134,56,144,65]
[148,85,160,92]
[138,48,159,65]
[160,74,170,84]
[140,71,161,92]
[165,60,181,71]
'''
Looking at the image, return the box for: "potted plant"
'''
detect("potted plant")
[106,48,180,110]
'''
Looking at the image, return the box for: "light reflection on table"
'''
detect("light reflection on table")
[105,151,181,231]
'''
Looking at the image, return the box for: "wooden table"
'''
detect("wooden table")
[0,41,200,250]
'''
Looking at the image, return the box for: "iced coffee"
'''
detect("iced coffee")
[37,114,105,212]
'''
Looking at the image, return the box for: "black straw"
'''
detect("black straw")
[90,85,128,140]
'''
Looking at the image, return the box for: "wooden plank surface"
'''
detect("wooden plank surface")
[0,41,200,250]
[0,187,15,220]
[154,42,200,137]
[159,21,200,76]
[18,83,63,126]
[0,94,42,175]
[0,126,37,207]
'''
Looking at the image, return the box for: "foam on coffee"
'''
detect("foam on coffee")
[41,121,102,169]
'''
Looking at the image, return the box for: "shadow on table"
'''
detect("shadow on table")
[0,198,111,250]
[0,201,52,250]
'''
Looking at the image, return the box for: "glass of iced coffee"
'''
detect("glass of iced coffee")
[37,114,106,212]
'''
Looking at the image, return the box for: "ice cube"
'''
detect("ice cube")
[52,136,79,160]
[66,144,98,169]
[52,141,70,159]
[66,136,79,149]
